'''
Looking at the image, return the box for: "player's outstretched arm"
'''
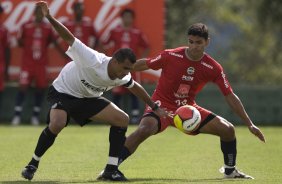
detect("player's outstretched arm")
[225,93,266,142]
[36,1,75,46]
[128,81,167,118]
[133,59,150,71]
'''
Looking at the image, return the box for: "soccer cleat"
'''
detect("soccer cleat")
[31,116,40,126]
[21,165,37,180]
[11,116,21,126]
[97,169,127,181]
[219,166,254,179]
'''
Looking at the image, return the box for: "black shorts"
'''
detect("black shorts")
[46,85,111,126]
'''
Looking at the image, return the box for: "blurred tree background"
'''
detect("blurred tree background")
[165,0,282,85]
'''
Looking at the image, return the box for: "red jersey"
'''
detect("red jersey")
[0,24,8,69]
[146,47,233,111]
[64,19,98,48]
[104,25,149,56]
[18,20,56,67]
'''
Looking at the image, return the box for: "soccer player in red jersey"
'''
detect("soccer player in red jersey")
[0,3,10,112]
[114,23,266,179]
[63,1,99,50]
[104,8,150,124]
[11,5,63,125]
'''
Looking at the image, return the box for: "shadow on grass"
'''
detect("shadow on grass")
[127,177,241,183]
[1,178,241,183]
[1,181,60,184]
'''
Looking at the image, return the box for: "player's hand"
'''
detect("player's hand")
[36,1,49,17]
[248,125,266,142]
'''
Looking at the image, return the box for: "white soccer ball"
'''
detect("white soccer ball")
[173,105,201,133]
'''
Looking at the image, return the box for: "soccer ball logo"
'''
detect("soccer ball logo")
[173,105,201,133]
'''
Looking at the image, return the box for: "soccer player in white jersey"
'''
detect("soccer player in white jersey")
[21,1,167,182]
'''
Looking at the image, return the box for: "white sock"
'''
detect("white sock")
[107,156,118,166]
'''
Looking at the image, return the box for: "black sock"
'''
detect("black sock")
[105,126,127,171]
[28,158,39,168]
[28,127,57,168]
[221,139,237,175]
[118,146,131,165]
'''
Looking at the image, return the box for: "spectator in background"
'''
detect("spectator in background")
[63,1,100,52]
[103,8,150,124]
[11,5,64,125]
[0,3,10,114]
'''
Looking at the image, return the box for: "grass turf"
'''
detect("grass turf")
[0,125,281,184]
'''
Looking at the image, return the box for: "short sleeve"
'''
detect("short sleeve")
[213,66,233,96]
[146,51,167,70]
[66,38,106,67]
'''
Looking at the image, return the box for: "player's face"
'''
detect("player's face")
[114,59,134,79]
[73,4,84,19]
[187,35,209,59]
[122,13,134,27]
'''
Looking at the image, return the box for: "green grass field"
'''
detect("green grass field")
[0,125,281,184]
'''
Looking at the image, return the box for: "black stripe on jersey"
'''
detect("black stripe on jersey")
[123,77,134,88]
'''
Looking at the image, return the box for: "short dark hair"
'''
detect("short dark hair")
[113,48,136,64]
[187,23,209,40]
[120,8,135,18]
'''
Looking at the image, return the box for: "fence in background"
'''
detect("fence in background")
[0,85,281,125]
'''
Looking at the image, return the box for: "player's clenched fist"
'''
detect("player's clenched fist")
[36,1,49,17]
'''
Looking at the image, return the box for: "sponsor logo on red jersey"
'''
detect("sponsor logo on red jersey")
[174,84,190,98]
[221,71,229,88]
[187,67,195,75]
[181,67,195,81]
[182,75,194,81]
[168,52,183,58]
[201,61,214,69]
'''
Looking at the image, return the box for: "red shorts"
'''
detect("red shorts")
[143,103,215,135]
[19,65,48,88]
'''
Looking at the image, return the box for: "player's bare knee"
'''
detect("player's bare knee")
[114,112,129,127]
[137,124,155,138]
[226,122,235,138]
[221,122,235,140]
[49,119,66,134]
